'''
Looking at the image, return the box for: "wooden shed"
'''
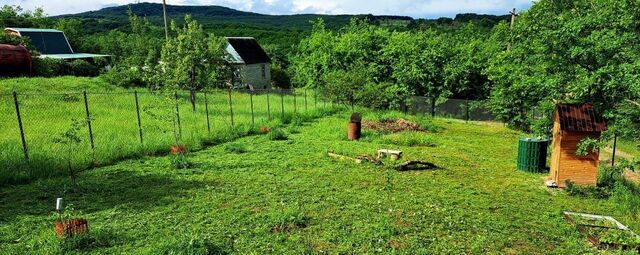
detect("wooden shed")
[550,103,607,187]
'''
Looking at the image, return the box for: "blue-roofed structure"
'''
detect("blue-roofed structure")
[4,28,109,59]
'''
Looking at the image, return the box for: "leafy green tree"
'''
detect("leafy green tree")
[383,30,450,114]
[159,15,227,110]
[0,5,53,47]
[487,0,640,136]
[443,23,494,100]
[290,19,335,90]
[0,5,52,28]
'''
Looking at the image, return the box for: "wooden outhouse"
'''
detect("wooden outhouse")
[550,104,607,187]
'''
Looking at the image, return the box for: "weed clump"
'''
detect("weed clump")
[267,129,288,141]
[58,231,113,253]
[224,143,247,154]
[269,206,309,234]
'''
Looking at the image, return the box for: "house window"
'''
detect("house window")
[261,64,266,79]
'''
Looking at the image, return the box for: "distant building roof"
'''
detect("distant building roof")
[556,103,607,132]
[225,37,271,65]
[4,27,110,59]
[6,28,63,33]
[39,53,110,59]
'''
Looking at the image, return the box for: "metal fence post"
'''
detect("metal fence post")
[12,91,29,161]
[134,91,144,144]
[431,97,436,117]
[465,99,470,122]
[228,89,234,127]
[266,90,271,120]
[612,133,618,167]
[280,89,285,120]
[323,92,326,108]
[204,91,211,135]
[304,89,308,112]
[83,91,95,151]
[174,92,182,139]
[250,90,255,126]
[293,89,297,114]
[314,89,318,109]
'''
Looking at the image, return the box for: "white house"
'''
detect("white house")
[224,37,271,89]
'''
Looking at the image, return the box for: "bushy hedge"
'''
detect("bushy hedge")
[32,58,105,77]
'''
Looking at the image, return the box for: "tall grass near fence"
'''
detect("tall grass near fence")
[0,88,335,186]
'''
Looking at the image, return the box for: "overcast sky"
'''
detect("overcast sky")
[4,0,534,18]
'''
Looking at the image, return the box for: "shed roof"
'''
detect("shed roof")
[556,103,607,132]
[5,27,73,54]
[225,37,271,65]
[6,28,62,33]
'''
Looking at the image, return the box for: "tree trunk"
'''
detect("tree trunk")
[67,159,77,187]
[190,90,196,112]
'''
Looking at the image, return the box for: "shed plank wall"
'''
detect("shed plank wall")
[550,111,601,188]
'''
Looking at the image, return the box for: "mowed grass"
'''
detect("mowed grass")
[0,110,631,254]
[0,76,334,185]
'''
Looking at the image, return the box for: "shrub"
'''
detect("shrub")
[268,206,309,233]
[612,183,640,218]
[223,143,247,154]
[32,58,103,77]
[67,60,101,77]
[101,67,146,88]
[565,180,608,199]
[267,129,288,141]
[33,58,64,77]
[58,232,113,252]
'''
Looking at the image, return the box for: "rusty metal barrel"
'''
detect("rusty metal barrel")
[0,44,32,76]
[348,113,361,141]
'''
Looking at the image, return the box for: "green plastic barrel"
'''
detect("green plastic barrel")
[517,137,549,173]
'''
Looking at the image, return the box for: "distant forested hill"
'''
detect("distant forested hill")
[56,2,508,50]
[56,3,413,48]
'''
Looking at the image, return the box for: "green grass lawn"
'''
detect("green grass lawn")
[617,139,639,159]
[0,110,633,254]
[0,77,333,186]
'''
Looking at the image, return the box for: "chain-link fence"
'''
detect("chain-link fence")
[406,96,496,121]
[0,88,334,185]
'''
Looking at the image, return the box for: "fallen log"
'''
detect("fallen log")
[395,161,438,171]
[328,152,362,164]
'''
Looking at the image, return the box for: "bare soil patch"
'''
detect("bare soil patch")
[362,119,423,133]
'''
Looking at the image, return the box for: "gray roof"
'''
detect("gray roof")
[225,37,271,65]
[5,28,63,33]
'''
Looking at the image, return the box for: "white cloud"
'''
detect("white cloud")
[2,0,534,18]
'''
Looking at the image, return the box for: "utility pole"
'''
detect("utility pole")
[162,0,169,40]
[510,8,517,29]
[507,8,517,51]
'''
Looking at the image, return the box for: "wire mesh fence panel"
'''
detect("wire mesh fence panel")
[0,94,25,178]
[409,96,430,115]
[18,93,91,178]
[407,97,497,121]
[251,89,271,124]
[176,91,208,148]
[87,92,142,163]
[0,86,345,186]
[434,98,467,119]
[468,101,496,121]
[136,92,178,153]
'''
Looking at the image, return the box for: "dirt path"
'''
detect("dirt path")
[603,147,639,184]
